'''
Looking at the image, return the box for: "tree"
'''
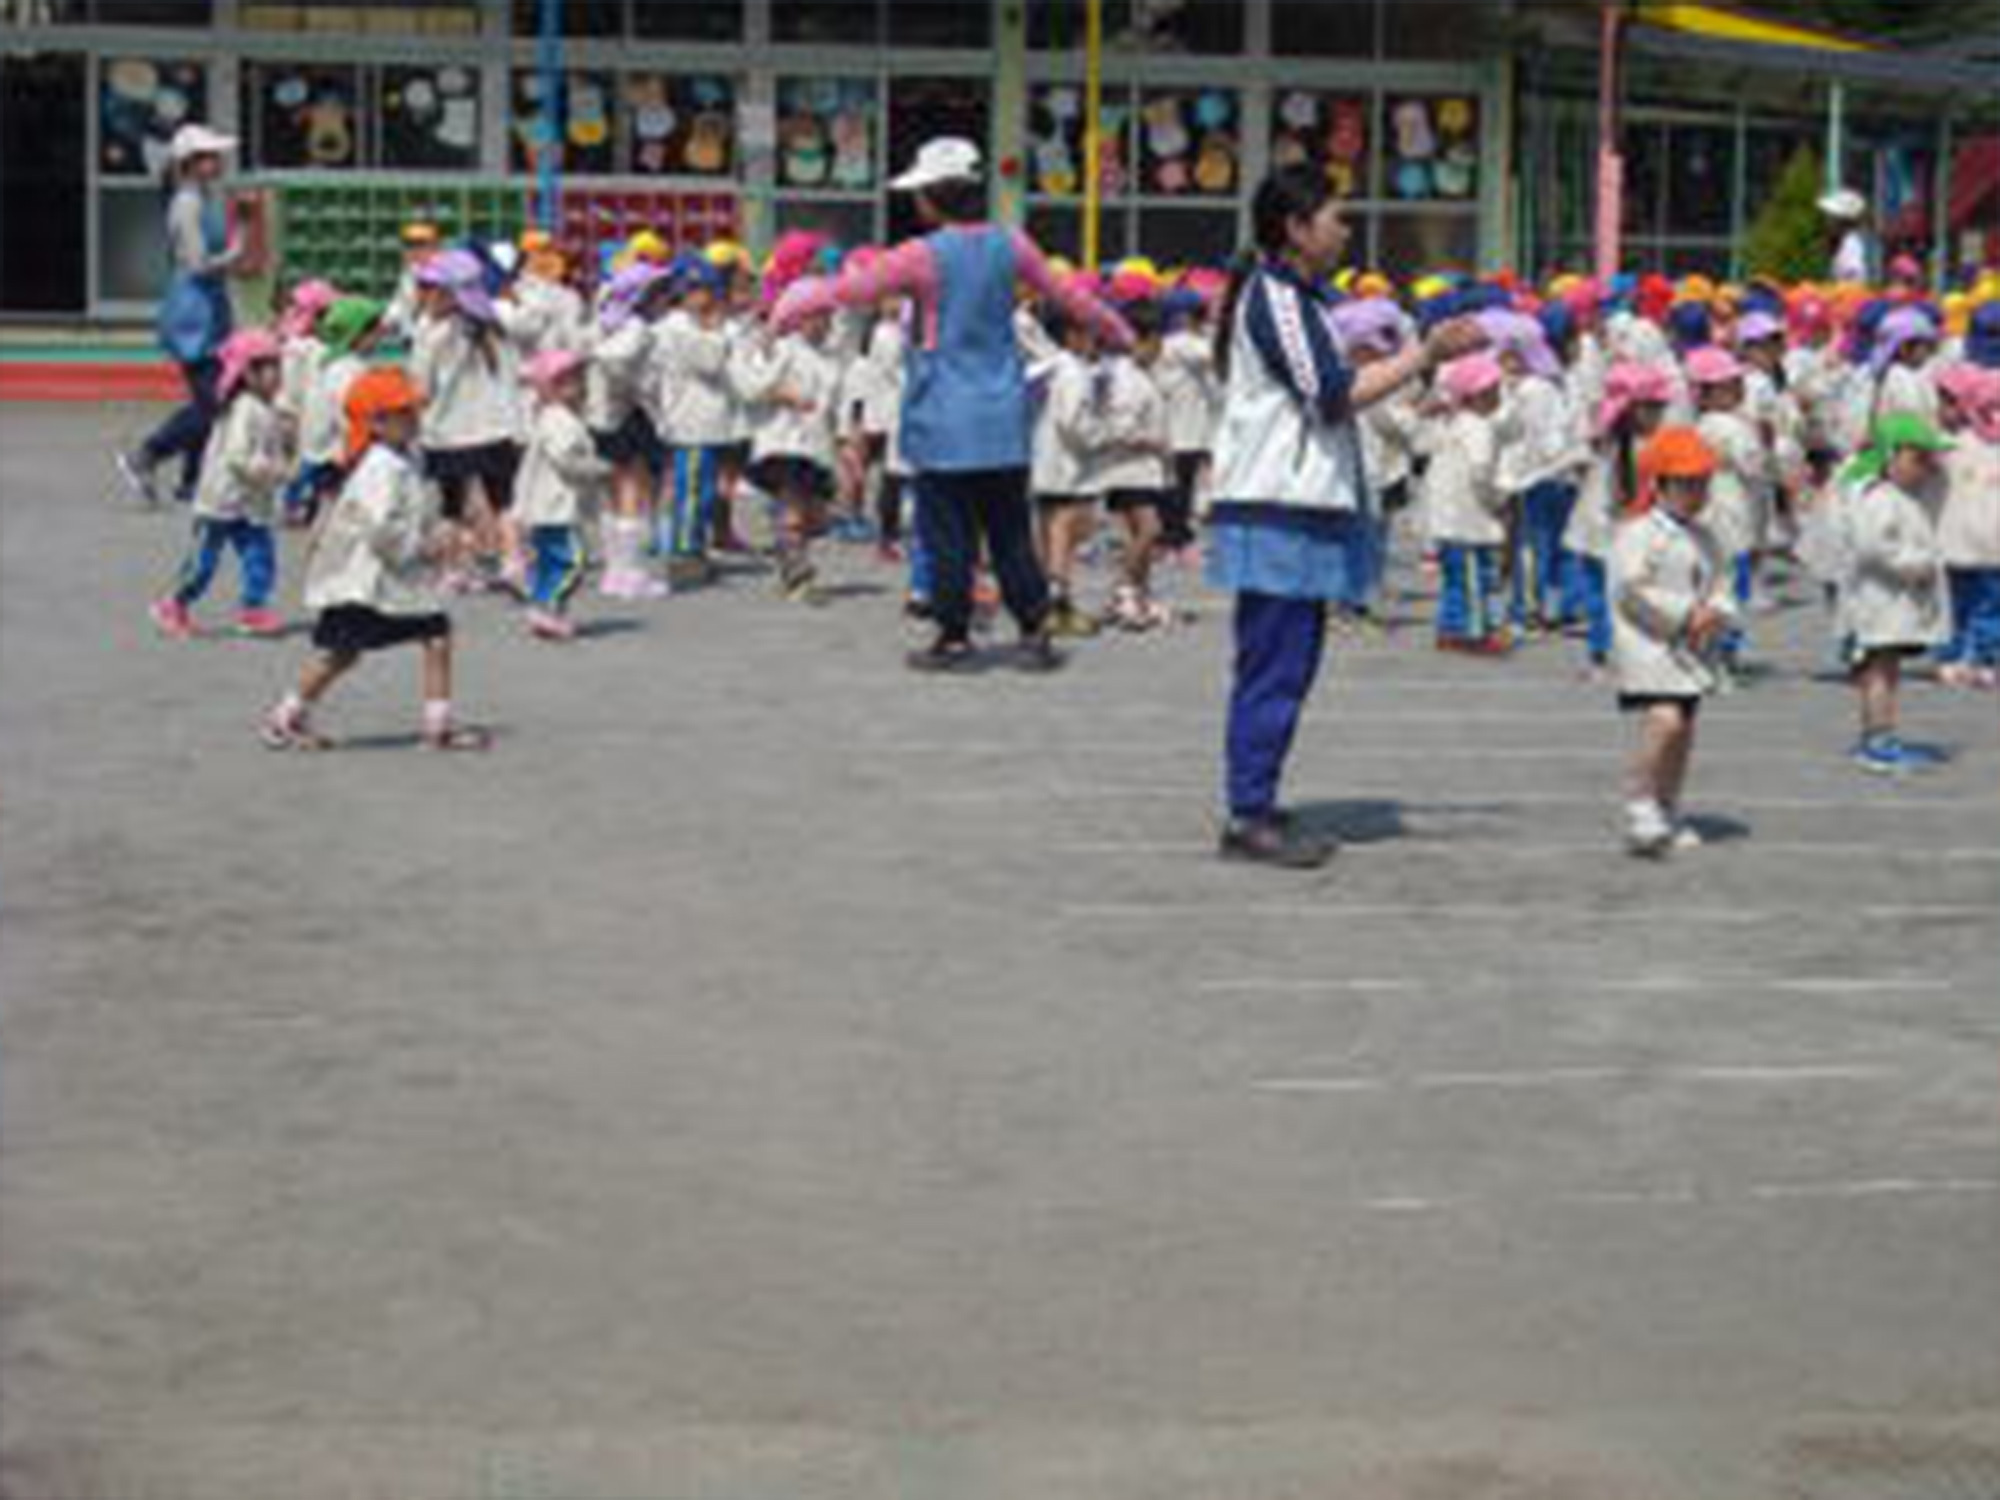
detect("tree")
[1744,145,1832,283]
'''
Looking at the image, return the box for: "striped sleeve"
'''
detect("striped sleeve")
[771,240,939,337]
[1010,230,1135,351]
[1243,271,1353,426]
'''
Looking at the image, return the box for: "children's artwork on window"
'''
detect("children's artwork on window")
[624,74,737,178]
[1269,91,1370,199]
[100,57,207,177]
[1138,88,1236,198]
[250,63,361,170]
[381,65,480,170]
[1387,96,1479,202]
[1026,84,1130,199]
[511,69,616,176]
[775,77,876,191]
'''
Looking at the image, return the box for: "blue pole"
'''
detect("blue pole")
[537,0,562,231]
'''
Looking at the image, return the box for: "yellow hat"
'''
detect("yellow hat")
[1333,268,1358,294]
[1412,274,1452,302]
[1679,274,1717,304]
[1355,271,1393,300]
[1943,292,1973,339]
[1116,256,1160,283]
[626,230,668,263]
[401,221,440,246]
[1974,272,2000,306]
[704,238,750,270]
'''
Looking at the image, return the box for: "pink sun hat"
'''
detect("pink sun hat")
[217,328,282,399]
[279,278,340,341]
[1597,360,1676,435]
[1684,345,1746,387]
[523,346,589,399]
[1440,351,1505,405]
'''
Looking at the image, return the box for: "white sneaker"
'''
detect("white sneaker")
[1625,800,1674,859]
[1669,821,1704,853]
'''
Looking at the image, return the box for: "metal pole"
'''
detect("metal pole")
[537,0,562,232]
[1933,112,1955,287]
[1826,79,1846,194]
[1729,94,1749,282]
[1083,0,1104,271]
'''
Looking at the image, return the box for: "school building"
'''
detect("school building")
[0,0,1993,324]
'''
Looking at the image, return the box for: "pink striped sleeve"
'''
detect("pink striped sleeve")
[1010,230,1135,351]
[771,240,939,336]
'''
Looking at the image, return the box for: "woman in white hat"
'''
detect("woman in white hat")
[1819,188,1875,287]
[119,123,246,506]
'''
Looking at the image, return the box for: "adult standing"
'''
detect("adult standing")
[119,123,246,506]
[1207,167,1485,869]
[773,137,1133,672]
[1820,188,1876,287]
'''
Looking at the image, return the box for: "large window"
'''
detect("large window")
[510,68,617,176]
[99,57,209,178]
[1029,0,1242,54]
[508,0,744,41]
[238,61,481,173]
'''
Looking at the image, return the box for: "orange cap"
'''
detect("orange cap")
[343,366,425,465]
[1633,426,1717,514]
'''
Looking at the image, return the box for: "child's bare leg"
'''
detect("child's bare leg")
[1627,705,1683,806]
[422,635,452,705]
[1658,708,1698,812]
[1123,506,1160,595]
[1857,654,1900,738]
[298,650,358,705]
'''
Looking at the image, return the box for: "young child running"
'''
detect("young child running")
[515,348,609,641]
[1934,364,2000,689]
[655,253,735,587]
[275,278,338,522]
[1568,361,1673,676]
[1094,299,1174,632]
[1426,352,1511,656]
[736,307,842,601]
[151,329,291,639]
[587,261,672,600]
[1839,413,1954,774]
[261,367,488,752]
[1609,427,1737,857]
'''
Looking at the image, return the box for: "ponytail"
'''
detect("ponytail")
[1214,166,1339,384]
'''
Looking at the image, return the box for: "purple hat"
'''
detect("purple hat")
[1735,311,1784,346]
[1330,297,1408,357]
[1870,306,1940,377]
[417,247,497,324]
[600,261,671,331]
[1477,308,1560,379]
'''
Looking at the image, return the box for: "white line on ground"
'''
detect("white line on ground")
[1250,1063,1894,1096]
[1346,1179,2000,1217]
[922,785,1999,811]
[1745,1178,2000,1202]
[1196,978,1418,994]
[1068,903,1994,924]
[1048,840,2000,861]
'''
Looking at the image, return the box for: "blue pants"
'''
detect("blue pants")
[1512,480,1578,626]
[281,458,343,522]
[1575,555,1612,663]
[173,517,275,609]
[1720,551,1753,664]
[1225,593,1328,821]
[1943,567,2000,667]
[528,524,587,611]
[913,467,1048,643]
[664,446,721,558]
[906,483,935,603]
[1436,543,1501,643]
[141,357,221,498]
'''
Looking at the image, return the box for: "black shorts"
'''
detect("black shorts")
[1105,487,1165,515]
[593,410,661,472]
[312,605,452,656]
[425,441,521,520]
[1035,492,1097,512]
[720,440,754,472]
[1618,694,1701,720]
[752,455,831,500]
[1379,478,1412,514]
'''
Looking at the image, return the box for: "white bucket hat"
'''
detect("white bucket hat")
[889,136,983,193]
[1817,187,1866,220]
[169,123,238,163]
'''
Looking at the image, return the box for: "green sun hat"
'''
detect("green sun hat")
[1844,411,1955,487]
[320,296,388,357]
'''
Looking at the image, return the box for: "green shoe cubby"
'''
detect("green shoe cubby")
[274,179,530,298]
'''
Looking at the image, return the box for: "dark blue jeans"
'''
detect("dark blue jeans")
[172,517,276,610]
[141,357,222,497]
[913,467,1049,644]
[1225,592,1328,821]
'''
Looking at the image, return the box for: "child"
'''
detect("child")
[512,231,588,357]
[261,367,487,752]
[1934,364,2000,689]
[410,248,527,593]
[1488,310,1588,633]
[735,308,841,601]
[587,261,672,600]
[1155,287,1220,558]
[276,279,338,436]
[515,348,610,640]
[1332,297,1419,630]
[1030,308,1105,638]
[861,292,910,562]
[655,254,735,586]
[291,296,387,529]
[1094,299,1174,631]
[1840,414,1954,773]
[1568,361,1672,676]
[1609,427,1737,857]
[152,328,291,639]
[1688,346,1774,677]
[1426,352,1511,655]
[1871,308,1942,426]
[383,221,439,340]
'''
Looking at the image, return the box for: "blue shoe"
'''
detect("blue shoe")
[1896,741,1950,769]
[1852,740,1905,776]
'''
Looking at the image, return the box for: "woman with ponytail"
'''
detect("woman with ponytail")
[1207,167,1485,869]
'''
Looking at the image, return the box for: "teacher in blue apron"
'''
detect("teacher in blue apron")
[119,123,245,506]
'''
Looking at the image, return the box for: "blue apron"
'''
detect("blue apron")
[899,226,1030,474]
[157,194,232,365]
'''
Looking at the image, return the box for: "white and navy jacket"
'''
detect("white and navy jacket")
[1208,260,1369,515]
